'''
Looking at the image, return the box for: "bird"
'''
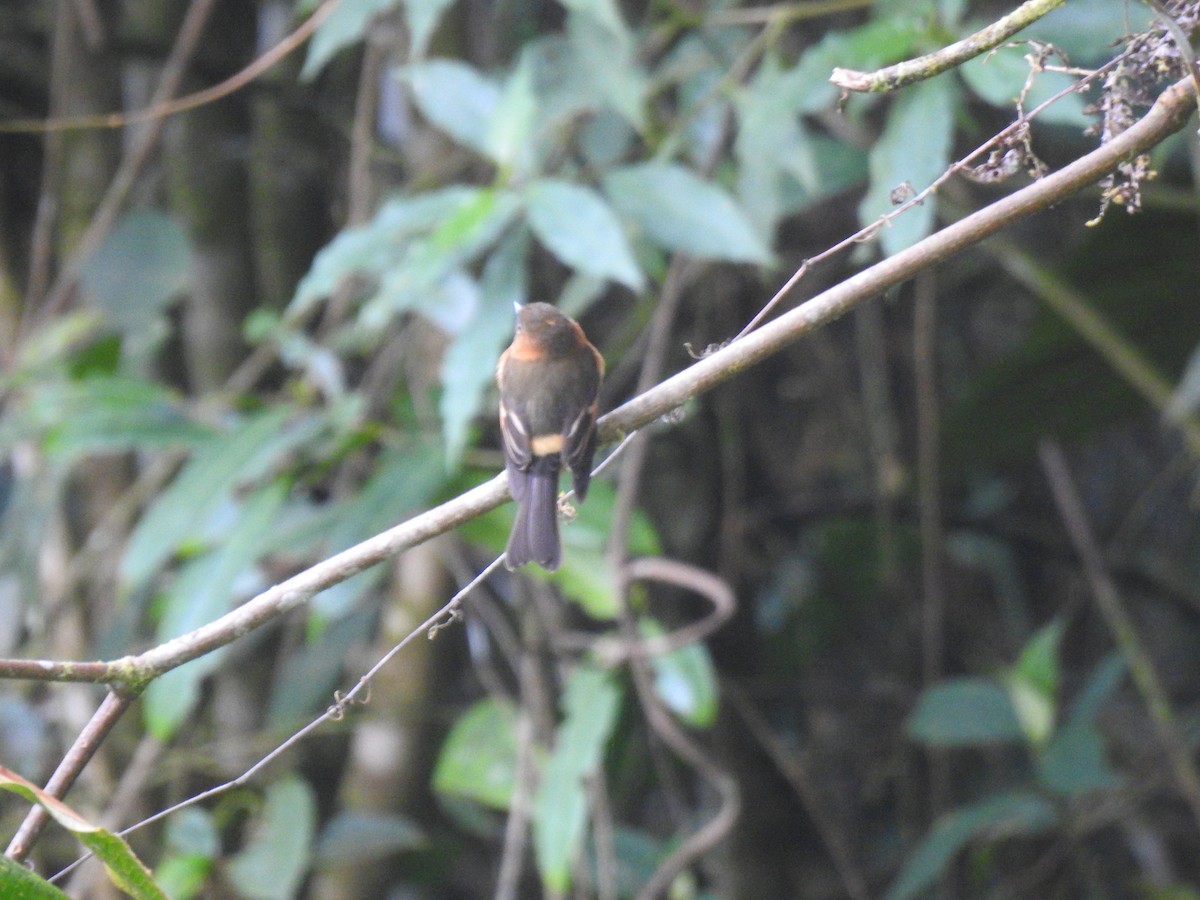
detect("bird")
[496,302,604,571]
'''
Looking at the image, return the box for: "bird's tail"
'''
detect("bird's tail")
[505,460,561,571]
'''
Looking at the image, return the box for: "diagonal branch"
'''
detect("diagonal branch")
[0,76,1195,690]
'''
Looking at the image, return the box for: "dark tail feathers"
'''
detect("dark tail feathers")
[504,461,560,571]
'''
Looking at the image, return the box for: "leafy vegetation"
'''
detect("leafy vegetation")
[0,0,1198,897]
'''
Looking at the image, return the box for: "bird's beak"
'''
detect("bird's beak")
[512,301,523,315]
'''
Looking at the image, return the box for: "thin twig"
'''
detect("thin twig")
[6,689,135,861]
[31,0,221,330]
[723,683,871,900]
[49,556,506,882]
[0,0,345,135]
[1039,440,1200,831]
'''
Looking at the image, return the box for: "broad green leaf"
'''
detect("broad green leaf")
[562,12,645,130]
[859,76,957,257]
[1030,0,1154,63]
[778,132,868,209]
[1013,619,1063,700]
[290,187,479,315]
[485,50,538,173]
[312,443,447,618]
[1036,721,1120,796]
[402,59,501,156]
[79,210,190,333]
[119,406,304,592]
[906,677,1024,746]
[548,482,660,619]
[226,777,317,900]
[604,162,771,264]
[886,791,1056,900]
[526,179,644,291]
[266,609,374,726]
[520,19,645,140]
[534,666,623,893]
[0,377,208,459]
[143,480,288,739]
[0,855,71,898]
[42,377,208,458]
[789,17,930,113]
[735,54,803,237]
[314,812,425,865]
[361,188,521,333]
[554,0,628,39]
[439,231,528,468]
[1067,653,1126,728]
[433,698,519,809]
[645,618,719,727]
[401,0,455,58]
[961,48,1088,126]
[153,856,210,900]
[0,764,167,900]
[165,808,220,857]
[301,0,399,80]
[1005,619,1064,747]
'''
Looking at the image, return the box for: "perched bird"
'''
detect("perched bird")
[496,302,604,570]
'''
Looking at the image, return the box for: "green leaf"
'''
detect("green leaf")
[0,855,71,898]
[734,54,808,238]
[439,231,527,468]
[646,618,719,727]
[554,0,628,39]
[314,812,425,865]
[301,0,399,80]
[47,378,208,458]
[266,609,374,726]
[549,483,659,619]
[119,406,303,593]
[859,75,957,258]
[534,666,623,893]
[1013,620,1064,695]
[603,162,771,264]
[143,480,289,739]
[312,444,447,618]
[562,13,645,129]
[0,764,167,900]
[886,792,1056,900]
[960,47,1088,126]
[290,187,479,315]
[1036,721,1121,796]
[789,17,930,114]
[361,188,521,333]
[402,59,500,156]
[79,210,190,334]
[1030,0,1154,63]
[0,376,209,459]
[153,856,211,900]
[1067,653,1126,728]
[1005,619,1064,747]
[226,777,317,900]
[401,0,456,58]
[433,698,520,809]
[485,50,538,173]
[526,179,644,291]
[906,677,1024,746]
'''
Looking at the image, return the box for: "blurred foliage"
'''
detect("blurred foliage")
[0,0,1197,897]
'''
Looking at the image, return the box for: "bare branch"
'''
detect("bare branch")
[830,0,1067,93]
